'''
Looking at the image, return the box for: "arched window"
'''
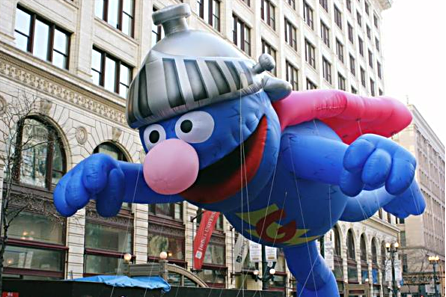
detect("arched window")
[5,117,67,280]
[93,142,128,161]
[360,234,368,283]
[12,117,66,191]
[333,226,341,256]
[347,229,358,283]
[360,234,367,262]
[371,238,379,286]
[347,230,356,260]
[318,236,325,258]
[371,239,378,264]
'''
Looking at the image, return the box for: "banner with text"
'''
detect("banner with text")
[249,241,262,263]
[234,235,248,272]
[193,211,220,270]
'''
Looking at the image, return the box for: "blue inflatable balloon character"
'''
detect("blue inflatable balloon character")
[54,4,425,296]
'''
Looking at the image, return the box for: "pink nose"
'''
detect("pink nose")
[143,139,199,195]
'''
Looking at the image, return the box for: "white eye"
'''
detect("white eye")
[175,111,215,143]
[143,124,166,150]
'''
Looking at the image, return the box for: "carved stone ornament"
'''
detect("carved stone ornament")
[0,95,6,115]
[112,126,122,142]
[0,52,127,125]
[39,98,53,115]
[75,126,88,145]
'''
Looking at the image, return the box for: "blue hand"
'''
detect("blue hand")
[340,134,416,197]
[54,154,125,217]
[383,181,426,218]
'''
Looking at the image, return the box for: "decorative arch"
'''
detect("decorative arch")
[11,114,68,191]
[332,225,343,256]
[346,228,359,283]
[347,229,356,260]
[360,234,368,262]
[371,238,378,265]
[30,112,73,170]
[93,141,132,162]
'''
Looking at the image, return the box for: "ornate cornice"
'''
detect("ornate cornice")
[0,44,128,127]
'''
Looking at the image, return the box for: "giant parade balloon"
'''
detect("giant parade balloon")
[54,4,425,297]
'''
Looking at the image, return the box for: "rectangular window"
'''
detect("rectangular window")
[148,233,185,260]
[347,0,352,12]
[305,39,316,69]
[9,212,64,245]
[151,7,164,47]
[95,0,134,37]
[14,6,70,69]
[358,37,364,56]
[351,86,357,94]
[149,202,183,221]
[319,0,328,12]
[334,6,342,29]
[5,245,64,273]
[366,25,371,39]
[304,2,314,29]
[197,0,221,31]
[286,61,299,90]
[306,78,317,90]
[285,19,297,50]
[241,0,251,6]
[357,11,362,27]
[262,40,277,75]
[92,48,133,97]
[261,0,276,30]
[322,57,332,84]
[374,14,379,29]
[370,78,375,96]
[365,1,370,15]
[321,21,330,47]
[377,61,382,79]
[349,54,356,75]
[85,254,127,275]
[348,22,354,43]
[85,221,132,253]
[379,88,383,96]
[233,15,251,55]
[360,67,366,87]
[336,39,344,63]
[287,0,296,9]
[368,49,373,68]
[375,37,380,52]
[338,73,346,91]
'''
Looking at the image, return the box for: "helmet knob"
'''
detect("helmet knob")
[153,4,191,36]
[253,54,276,74]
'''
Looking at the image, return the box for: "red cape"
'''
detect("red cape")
[273,90,412,144]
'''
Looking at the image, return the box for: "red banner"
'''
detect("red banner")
[2,293,19,297]
[193,211,220,270]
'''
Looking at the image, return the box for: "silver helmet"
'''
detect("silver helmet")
[126,4,291,129]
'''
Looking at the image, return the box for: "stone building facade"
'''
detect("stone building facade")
[0,0,402,295]
[393,104,445,297]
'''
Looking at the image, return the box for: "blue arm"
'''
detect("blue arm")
[54,154,183,218]
[119,161,184,204]
[280,121,425,220]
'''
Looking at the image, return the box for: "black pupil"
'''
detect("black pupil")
[180,120,193,133]
[149,130,160,143]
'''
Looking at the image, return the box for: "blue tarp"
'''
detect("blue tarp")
[71,275,171,292]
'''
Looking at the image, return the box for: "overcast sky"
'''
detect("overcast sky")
[381,0,446,145]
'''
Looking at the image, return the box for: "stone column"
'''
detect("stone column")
[66,209,86,279]
[133,203,149,264]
